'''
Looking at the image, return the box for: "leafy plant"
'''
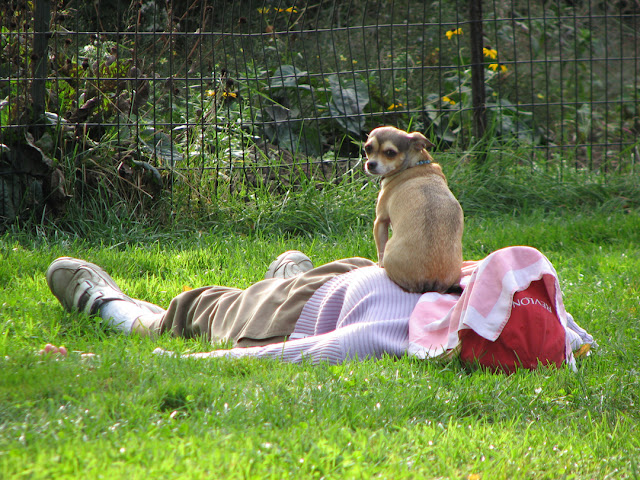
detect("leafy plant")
[245,64,370,156]
[327,74,370,136]
[422,29,541,149]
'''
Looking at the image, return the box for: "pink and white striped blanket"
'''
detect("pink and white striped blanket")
[408,246,595,370]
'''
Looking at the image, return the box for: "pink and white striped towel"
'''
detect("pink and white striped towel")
[408,246,595,369]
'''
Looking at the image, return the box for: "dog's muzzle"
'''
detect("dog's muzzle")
[365,161,378,174]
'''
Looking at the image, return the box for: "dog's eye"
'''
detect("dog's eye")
[364,144,373,154]
[385,149,397,157]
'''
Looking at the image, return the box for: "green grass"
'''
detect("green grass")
[1,203,639,479]
[1,164,640,479]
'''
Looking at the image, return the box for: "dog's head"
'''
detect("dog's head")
[363,126,434,177]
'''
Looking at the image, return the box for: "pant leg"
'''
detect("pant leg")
[138,257,375,347]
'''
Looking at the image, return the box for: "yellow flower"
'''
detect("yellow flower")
[489,63,508,73]
[205,90,216,97]
[445,27,463,40]
[442,96,456,105]
[276,6,298,13]
[483,47,497,59]
[387,103,404,111]
[257,7,270,13]
[222,91,237,98]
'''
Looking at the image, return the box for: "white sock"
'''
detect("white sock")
[99,300,148,333]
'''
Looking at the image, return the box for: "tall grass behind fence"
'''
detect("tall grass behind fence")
[0,0,638,226]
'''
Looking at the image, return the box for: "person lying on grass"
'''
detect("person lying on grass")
[44,248,595,371]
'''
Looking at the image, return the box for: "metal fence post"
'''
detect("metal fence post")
[31,0,51,126]
[469,0,487,147]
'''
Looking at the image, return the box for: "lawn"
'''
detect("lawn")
[1,205,639,479]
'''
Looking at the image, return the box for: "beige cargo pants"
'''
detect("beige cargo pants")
[134,257,375,347]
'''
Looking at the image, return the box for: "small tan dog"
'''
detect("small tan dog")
[364,126,464,293]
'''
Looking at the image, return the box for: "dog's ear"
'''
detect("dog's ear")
[408,132,434,151]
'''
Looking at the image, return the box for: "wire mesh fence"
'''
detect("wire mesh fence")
[1,0,639,224]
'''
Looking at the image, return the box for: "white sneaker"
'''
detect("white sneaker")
[46,257,164,315]
[264,251,314,279]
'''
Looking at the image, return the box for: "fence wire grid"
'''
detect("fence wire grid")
[1,0,639,222]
